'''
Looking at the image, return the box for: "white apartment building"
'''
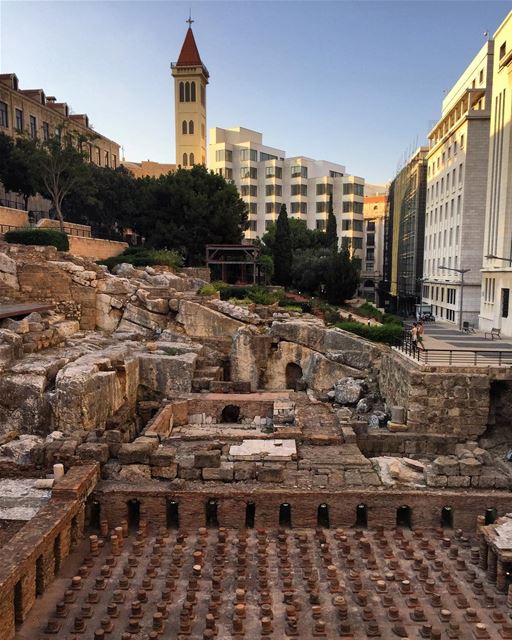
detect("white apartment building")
[208,127,364,261]
[422,41,493,325]
[480,13,512,336]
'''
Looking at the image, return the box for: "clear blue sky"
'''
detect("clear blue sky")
[1,1,510,183]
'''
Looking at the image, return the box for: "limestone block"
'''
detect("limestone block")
[150,447,177,466]
[0,271,19,290]
[151,463,178,480]
[178,467,201,480]
[0,372,51,436]
[177,300,244,338]
[459,457,483,476]
[432,456,460,476]
[54,320,80,339]
[121,303,168,331]
[344,470,363,485]
[472,447,492,465]
[139,352,197,396]
[233,462,257,481]
[118,440,156,465]
[203,463,234,481]
[333,378,364,404]
[446,475,471,488]
[136,290,169,314]
[76,443,109,464]
[194,450,221,468]
[425,471,448,488]
[0,434,44,465]
[257,467,284,483]
[118,464,152,481]
[0,252,17,275]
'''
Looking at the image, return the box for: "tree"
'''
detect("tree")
[325,241,360,305]
[290,247,332,294]
[326,192,338,249]
[272,204,292,286]
[0,134,39,210]
[262,217,328,254]
[132,165,248,265]
[32,126,94,231]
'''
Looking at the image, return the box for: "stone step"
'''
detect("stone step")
[192,377,211,392]
[194,366,223,381]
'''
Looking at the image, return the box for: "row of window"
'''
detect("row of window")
[343,201,363,214]
[181,152,195,167]
[178,81,206,106]
[238,182,338,198]
[425,225,460,252]
[423,285,457,306]
[427,164,464,204]
[1,101,52,142]
[424,256,459,274]
[428,136,465,175]
[242,199,365,216]
[342,182,364,196]
[426,196,461,227]
[483,277,496,304]
[342,219,364,232]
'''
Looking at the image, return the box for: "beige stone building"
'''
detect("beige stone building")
[0,72,120,213]
[480,11,512,336]
[171,23,208,167]
[121,160,176,179]
[360,187,388,302]
[422,41,493,326]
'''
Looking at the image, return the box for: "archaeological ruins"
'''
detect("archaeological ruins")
[1,242,512,639]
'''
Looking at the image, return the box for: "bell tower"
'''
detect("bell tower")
[171,17,209,167]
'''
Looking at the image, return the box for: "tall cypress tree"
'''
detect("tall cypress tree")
[326,192,338,249]
[325,240,360,305]
[273,203,292,286]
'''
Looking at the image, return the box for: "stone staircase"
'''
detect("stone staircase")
[191,356,224,392]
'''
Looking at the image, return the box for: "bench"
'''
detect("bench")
[485,327,501,340]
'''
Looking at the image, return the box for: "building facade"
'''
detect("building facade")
[208,126,364,259]
[480,12,512,336]
[171,25,208,168]
[122,160,176,179]
[384,148,428,315]
[422,41,493,326]
[0,72,120,213]
[360,185,388,302]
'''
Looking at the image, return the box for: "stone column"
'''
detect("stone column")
[479,537,488,571]
[487,547,497,584]
[497,559,507,593]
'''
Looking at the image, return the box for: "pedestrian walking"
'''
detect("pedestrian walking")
[417,321,426,351]
[410,322,418,352]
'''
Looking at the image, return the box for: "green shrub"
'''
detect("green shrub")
[356,302,384,322]
[100,247,183,270]
[198,284,217,296]
[219,286,250,300]
[336,321,403,345]
[281,304,303,313]
[219,285,280,306]
[210,280,228,290]
[382,313,402,326]
[5,227,69,251]
[229,297,253,305]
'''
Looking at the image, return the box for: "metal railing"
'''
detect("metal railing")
[397,336,512,367]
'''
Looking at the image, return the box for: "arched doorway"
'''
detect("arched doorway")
[127,499,141,530]
[396,505,412,529]
[317,504,330,528]
[206,499,219,528]
[166,499,179,529]
[279,503,292,528]
[355,504,368,528]
[441,506,453,529]
[285,363,303,390]
[221,405,240,423]
[245,502,255,528]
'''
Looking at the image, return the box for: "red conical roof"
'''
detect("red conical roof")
[176,27,203,66]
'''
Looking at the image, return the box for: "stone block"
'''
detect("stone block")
[312,474,329,487]
[472,447,491,465]
[344,470,363,485]
[76,443,109,464]
[151,463,178,480]
[194,450,221,468]
[446,475,471,488]
[432,456,459,476]
[150,447,177,466]
[459,457,482,476]
[471,473,496,489]
[203,464,234,482]
[178,467,201,480]
[425,471,447,488]
[233,462,256,481]
[119,464,152,481]
[118,441,155,465]
[257,467,284,483]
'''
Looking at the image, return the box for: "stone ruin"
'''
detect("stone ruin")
[1,242,512,638]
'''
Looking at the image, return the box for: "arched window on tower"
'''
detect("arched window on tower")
[185,82,190,102]
[189,153,195,166]
[191,81,196,102]
[201,84,205,106]
[182,120,188,135]
[183,153,188,167]
[179,82,185,102]
[189,120,194,135]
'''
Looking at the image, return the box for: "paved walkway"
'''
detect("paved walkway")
[420,321,512,351]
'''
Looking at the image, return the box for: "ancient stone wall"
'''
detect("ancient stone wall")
[378,352,491,437]
[0,464,98,640]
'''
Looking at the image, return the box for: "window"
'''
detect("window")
[265,220,273,230]
[265,202,281,214]
[343,183,364,196]
[241,185,257,197]
[189,120,194,134]
[215,149,233,163]
[265,184,282,197]
[260,152,277,162]
[42,122,49,141]
[179,82,185,102]
[182,120,187,134]
[502,288,510,318]
[316,201,328,213]
[330,170,343,178]
[291,165,307,178]
[460,134,465,149]
[343,201,363,214]
[366,248,375,261]
[367,221,375,231]
[316,183,333,196]
[113,154,117,169]
[500,42,507,59]
[248,203,257,215]
[316,220,326,230]
[104,151,109,167]
[341,220,352,231]
[291,184,307,196]
[367,233,375,247]
[200,84,205,106]
[15,109,23,131]
[479,69,484,84]
[225,168,233,180]
[183,153,188,167]
[240,148,258,162]
[248,220,257,232]
[351,238,363,249]
[185,82,191,101]
[453,140,457,155]
[458,163,463,185]
[189,152,195,165]
[266,166,282,179]
[240,167,257,179]
[190,81,196,102]
[29,115,37,139]
[291,202,307,214]
[96,147,101,165]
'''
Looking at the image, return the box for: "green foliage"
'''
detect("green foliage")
[290,248,332,295]
[229,297,253,306]
[198,283,217,296]
[100,247,183,270]
[356,302,384,322]
[279,298,313,313]
[258,254,274,285]
[326,193,338,249]
[219,285,281,306]
[325,243,360,305]
[336,320,403,345]
[279,304,303,313]
[0,134,39,208]
[382,313,402,325]
[5,227,69,251]
[272,204,293,286]
[262,217,328,253]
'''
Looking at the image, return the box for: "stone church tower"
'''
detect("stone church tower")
[171,20,209,167]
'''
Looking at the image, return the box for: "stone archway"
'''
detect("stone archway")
[285,363,303,390]
[221,404,240,423]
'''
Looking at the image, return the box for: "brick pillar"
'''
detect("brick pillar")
[487,547,497,584]
[497,559,507,593]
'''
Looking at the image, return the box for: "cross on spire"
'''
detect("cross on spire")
[186,10,194,27]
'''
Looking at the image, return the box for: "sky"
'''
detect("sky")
[0,0,510,184]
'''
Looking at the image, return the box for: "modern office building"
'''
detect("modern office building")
[480,12,512,336]
[360,185,388,303]
[383,147,428,315]
[208,126,364,259]
[171,23,209,168]
[421,41,494,326]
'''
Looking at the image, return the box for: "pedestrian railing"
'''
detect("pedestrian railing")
[396,336,512,366]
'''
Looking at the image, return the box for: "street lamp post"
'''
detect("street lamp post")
[439,265,471,331]
[485,254,512,266]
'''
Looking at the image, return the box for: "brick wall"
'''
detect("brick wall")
[0,464,99,640]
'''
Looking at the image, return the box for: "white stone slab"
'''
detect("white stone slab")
[229,439,297,462]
